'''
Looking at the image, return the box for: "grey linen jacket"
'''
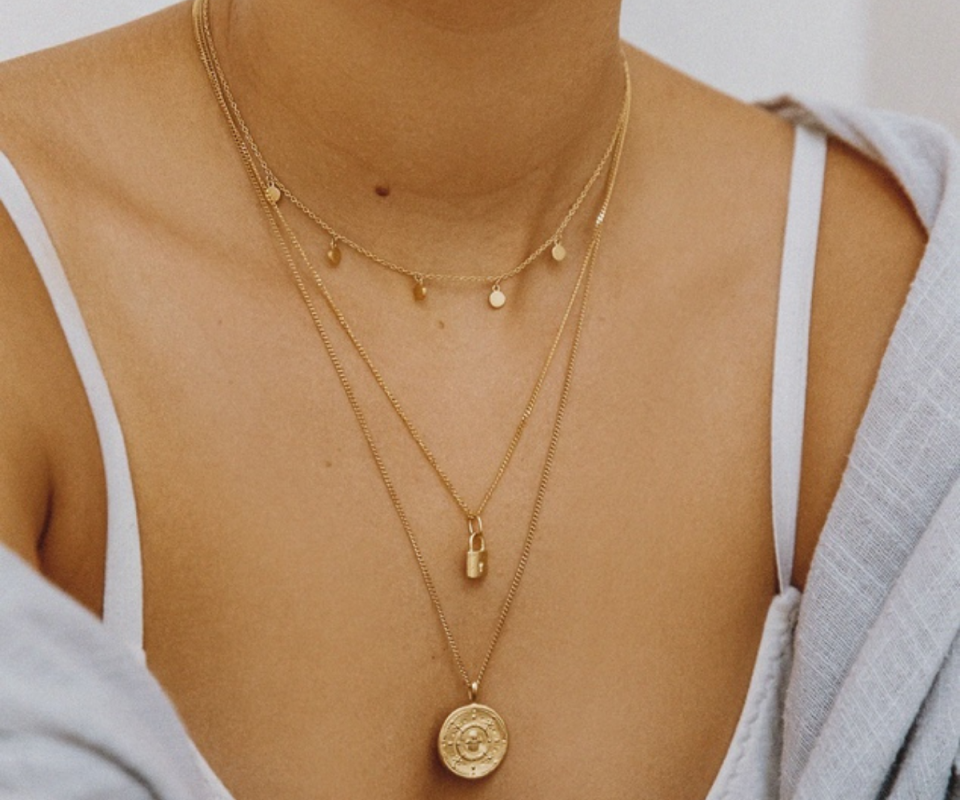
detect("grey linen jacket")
[0,98,958,799]
[765,98,960,800]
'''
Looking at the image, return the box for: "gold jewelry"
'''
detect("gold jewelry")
[193,0,631,779]
[194,0,628,581]
[193,1,629,309]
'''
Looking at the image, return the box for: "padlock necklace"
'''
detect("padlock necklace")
[194,0,630,780]
[193,0,629,582]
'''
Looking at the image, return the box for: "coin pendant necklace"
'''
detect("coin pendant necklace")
[438,683,509,779]
[193,0,631,778]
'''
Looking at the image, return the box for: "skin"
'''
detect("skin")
[0,0,927,797]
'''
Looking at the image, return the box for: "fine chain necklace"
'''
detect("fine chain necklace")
[195,0,629,582]
[194,0,629,309]
[193,0,631,779]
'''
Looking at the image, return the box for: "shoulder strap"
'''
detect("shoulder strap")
[770,125,828,593]
[0,151,145,659]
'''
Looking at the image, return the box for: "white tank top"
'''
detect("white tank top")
[0,123,827,800]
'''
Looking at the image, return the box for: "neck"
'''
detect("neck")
[211,0,625,276]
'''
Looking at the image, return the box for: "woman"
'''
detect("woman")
[0,0,957,798]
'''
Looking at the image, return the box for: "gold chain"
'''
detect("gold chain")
[193,0,631,694]
[195,0,628,290]
[195,0,628,553]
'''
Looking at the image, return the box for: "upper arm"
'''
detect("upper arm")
[0,62,111,607]
[0,203,56,568]
[794,136,929,588]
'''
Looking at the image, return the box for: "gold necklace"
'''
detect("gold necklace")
[195,0,629,581]
[194,0,629,309]
[193,0,631,779]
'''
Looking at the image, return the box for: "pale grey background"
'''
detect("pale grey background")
[0,0,957,135]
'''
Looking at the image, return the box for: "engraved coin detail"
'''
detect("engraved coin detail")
[437,703,508,779]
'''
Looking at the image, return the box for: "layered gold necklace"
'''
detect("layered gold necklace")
[193,0,631,780]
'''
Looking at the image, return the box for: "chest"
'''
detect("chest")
[53,222,781,797]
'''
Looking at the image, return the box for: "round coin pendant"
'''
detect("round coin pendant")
[551,241,567,262]
[488,287,506,310]
[264,184,281,205]
[438,703,508,780]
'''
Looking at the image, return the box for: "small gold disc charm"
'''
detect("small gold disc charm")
[551,241,567,262]
[264,184,281,205]
[438,703,508,780]
[413,277,427,301]
[488,286,506,309]
[326,239,342,266]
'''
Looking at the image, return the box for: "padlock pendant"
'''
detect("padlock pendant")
[466,545,487,579]
[466,530,487,579]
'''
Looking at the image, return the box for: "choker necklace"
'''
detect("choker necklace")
[194,0,631,779]
[193,0,629,310]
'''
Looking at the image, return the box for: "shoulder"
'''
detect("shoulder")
[0,11,197,591]
[0,3,243,612]
[816,108,932,300]
[0,2,209,229]
[622,47,928,273]
[623,48,929,586]
[798,126,928,586]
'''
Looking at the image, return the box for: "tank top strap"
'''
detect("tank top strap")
[770,125,828,593]
[0,151,145,660]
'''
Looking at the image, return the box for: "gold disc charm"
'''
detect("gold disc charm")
[264,184,281,205]
[488,285,506,309]
[413,276,428,301]
[326,238,342,266]
[551,240,566,262]
[438,702,508,780]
